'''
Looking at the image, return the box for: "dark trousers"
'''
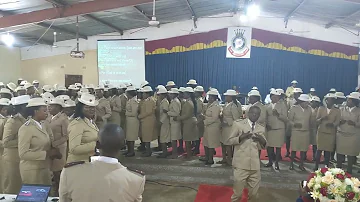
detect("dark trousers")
[337,154,356,174]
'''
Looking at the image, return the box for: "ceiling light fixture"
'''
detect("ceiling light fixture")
[1,33,14,47]
[246,3,260,19]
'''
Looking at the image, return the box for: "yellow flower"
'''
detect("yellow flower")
[322,174,335,185]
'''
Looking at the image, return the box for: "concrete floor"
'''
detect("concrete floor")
[121,141,360,202]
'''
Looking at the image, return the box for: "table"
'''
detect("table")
[0,194,58,202]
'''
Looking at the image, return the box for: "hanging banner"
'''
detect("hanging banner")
[226,27,252,59]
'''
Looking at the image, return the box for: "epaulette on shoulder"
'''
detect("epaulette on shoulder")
[127,167,145,176]
[24,120,31,126]
[75,117,80,121]
[64,161,85,168]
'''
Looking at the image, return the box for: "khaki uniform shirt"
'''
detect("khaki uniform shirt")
[285,86,294,98]
[95,97,112,124]
[67,118,99,163]
[18,119,52,170]
[228,119,266,170]
[266,102,288,130]
[288,105,312,131]
[60,157,145,202]
[3,114,27,162]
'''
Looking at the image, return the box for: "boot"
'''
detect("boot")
[312,145,317,162]
[275,148,280,170]
[137,142,145,152]
[141,142,152,157]
[52,171,61,197]
[185,141,192,159]
[157,143,168,158]
[206,148,214,165]
[265,147,273,167]
[192,139,200,155]
[170,141,178,159]
[299,152,306,171]
[289,152,295,170]
[200,147,209,162]
[125,141,135,157]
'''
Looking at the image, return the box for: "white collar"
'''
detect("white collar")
[97,156,119,164]
[248,119,256,130]
[348,106,356,112]
[32,118,42,129]
[52,112,61,120]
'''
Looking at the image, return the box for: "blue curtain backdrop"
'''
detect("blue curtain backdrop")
[145,46,357,98]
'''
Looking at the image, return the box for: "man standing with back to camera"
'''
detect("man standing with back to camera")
[228,106,267,202]
[59,124,145,202]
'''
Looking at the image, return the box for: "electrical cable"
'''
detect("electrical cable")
[146,180,198,192]
[27,19,56,51]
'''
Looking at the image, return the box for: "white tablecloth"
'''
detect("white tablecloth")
[0,194,58,202]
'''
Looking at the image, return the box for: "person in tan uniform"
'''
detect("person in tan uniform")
[63,99,76,120]
[288,94,312,171]
[166,81,176,91]
[3,95,30,194]
[59,124,145,202]
[177,87,186,154]
[0,88,12,100]
[228,106,266,202]
[67,93,99,163]
[265,90,287,170]
[285,80,298,98]
[314,93,340,170]
[219,90,242,166]
[175,87,198,158]
[202,89,222,165]
[154,85,165,152]
[18,98,61,185]
[109,86,121,126]
[46,98,69,196]
[138,86,157,157]
[0,98,11,193]
[194,86,205,155]
[68,85,79,101]
[336,92,360,174]
[167,88,182,158]
[157,88,170,158]
[119,84,128,132]
[309,96,321,162]
[124,87,139,157]
[95,86,112,129]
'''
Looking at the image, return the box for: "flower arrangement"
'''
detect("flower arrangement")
[306,168,360,202]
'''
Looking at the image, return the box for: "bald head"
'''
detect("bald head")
[98,124,125,156]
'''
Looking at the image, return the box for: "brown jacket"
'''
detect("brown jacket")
[95,97,112,126]
[266,102,287,130]
[138,97,157,142]
[67,118,98,163]
[228,119,266,170]
[288,105,312,131]
[60,160,145,202]
[317,106,341,134]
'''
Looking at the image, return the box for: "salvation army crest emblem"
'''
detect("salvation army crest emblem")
[227,29,250,57]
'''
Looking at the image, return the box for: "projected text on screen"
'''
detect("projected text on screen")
[97,40,145,87]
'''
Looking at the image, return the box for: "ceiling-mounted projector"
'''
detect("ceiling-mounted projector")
[70,51,85,59]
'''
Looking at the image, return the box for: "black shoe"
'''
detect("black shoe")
[141,152,152,157]
[125,152,135,157]
[157,153,168,158]
[264,163,273,168]
[314,166,319,171]
[192,150,200,155]
[289,163,294,170]
[285,152,290,158]
[312,158,316,162]
[275,163,280,170]
[137,146,145,152]
[299,165,306,171]
[205,161,214,165]
[153,147,162,152]
[122,151,129,155]
[214,150,217,155]
[199,157,208,162]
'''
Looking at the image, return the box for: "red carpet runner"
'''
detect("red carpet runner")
[194,184,248,202]
[197,138,316,162]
